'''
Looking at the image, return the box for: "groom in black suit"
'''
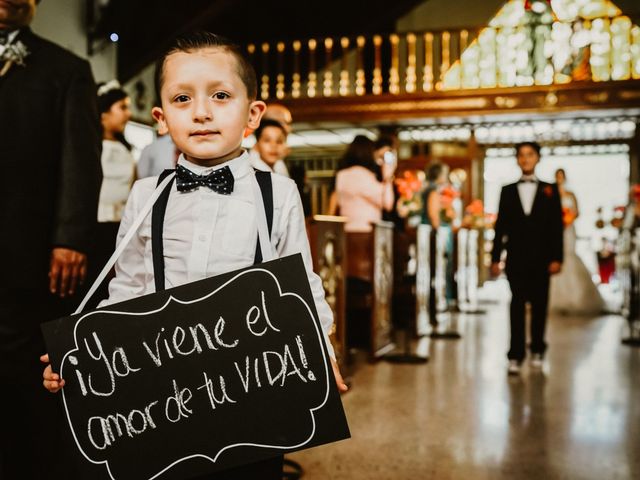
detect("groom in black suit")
[0,1,102,478]
[491,142,563,374]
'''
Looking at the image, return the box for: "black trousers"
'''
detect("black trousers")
[0,287,75,479]
[506,270,550,362]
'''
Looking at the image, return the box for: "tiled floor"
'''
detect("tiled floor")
[288,283,640,479]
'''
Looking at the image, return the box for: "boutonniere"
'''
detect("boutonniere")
[543,185,553,197]
[0,40,30,77]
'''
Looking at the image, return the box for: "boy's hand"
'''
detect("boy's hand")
[40,354,65,393]
[49,247,87,298]
[330,357,348,393]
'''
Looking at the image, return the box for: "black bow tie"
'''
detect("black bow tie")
[519,178,537,184]
[175,164,234,194]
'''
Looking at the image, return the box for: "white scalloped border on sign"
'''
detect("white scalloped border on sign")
[59,265,330,480]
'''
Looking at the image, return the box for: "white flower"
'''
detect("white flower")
[97,79,122,96]
[1,40,29,67]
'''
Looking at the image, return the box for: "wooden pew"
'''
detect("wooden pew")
[345,221,395,359]
[307,215,349,370]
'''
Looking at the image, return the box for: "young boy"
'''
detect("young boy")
[250,118,290,175]
[43,31,346,479]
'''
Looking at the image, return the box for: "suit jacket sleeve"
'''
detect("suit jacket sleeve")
[491,187,507,263]
[550,184,564,263]
[52,59,103,253]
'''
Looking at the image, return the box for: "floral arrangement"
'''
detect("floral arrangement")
[484,212,497,229]
[0,40,29,77]
[595,205,626,229]
[439,185,459,224]
[394,170,423,219]
[562,207,576,227]
[462,199,485,229]
[611,206,626,229]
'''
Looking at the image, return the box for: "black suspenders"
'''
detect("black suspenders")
[151,169,274,293]
[253,170,274,264]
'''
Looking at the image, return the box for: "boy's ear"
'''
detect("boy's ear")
[247,100,267,131]
[151,106,169,135]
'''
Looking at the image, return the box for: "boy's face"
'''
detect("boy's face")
[255,126,288,167]
[152,48,265,165]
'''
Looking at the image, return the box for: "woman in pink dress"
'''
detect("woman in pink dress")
[332,135,395,232]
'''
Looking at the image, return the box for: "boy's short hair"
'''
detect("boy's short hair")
[154,31,258,101]
[254,119,287,141]
[515,141,542,157]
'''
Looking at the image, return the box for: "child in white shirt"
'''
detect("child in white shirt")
[42,30,346,480]
[250,118,290,176]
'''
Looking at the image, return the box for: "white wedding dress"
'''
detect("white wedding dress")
[549,194,604,315]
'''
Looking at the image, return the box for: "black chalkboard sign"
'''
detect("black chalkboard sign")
[42,254,350,480]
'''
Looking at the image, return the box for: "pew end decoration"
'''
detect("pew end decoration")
[395,170,424,224]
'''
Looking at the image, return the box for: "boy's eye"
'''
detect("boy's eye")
[213,92,230,100]
[174,94,190,103]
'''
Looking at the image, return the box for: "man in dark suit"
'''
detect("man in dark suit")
[491,142,563,375]
[0,1,102,477]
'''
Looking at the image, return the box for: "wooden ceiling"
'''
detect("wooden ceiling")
[94,0,426,82]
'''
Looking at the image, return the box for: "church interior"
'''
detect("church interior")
[15,0,640,478]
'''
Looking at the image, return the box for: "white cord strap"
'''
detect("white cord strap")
[75,173,176,314]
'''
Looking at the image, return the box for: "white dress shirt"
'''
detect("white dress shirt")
[517,175,538,216]
[101,151,335,357]
[249,149,290,177]
[98,140,136,222]
[137,134,177,178]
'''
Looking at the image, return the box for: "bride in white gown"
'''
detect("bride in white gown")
[549,169,604,315]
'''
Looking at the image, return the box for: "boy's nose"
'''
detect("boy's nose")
[193,99,213,122]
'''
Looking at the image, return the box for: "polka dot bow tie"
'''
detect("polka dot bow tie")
[175,164,234,195]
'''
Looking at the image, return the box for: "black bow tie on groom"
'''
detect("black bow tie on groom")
[519,178,537,184]
[175,164,234,194]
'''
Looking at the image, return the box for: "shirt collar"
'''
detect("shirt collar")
[519,174,538,183]
[177,150,251,179]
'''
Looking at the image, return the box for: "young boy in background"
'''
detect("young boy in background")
[250,118,289,174]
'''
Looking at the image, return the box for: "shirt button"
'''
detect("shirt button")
[198,235,207,242]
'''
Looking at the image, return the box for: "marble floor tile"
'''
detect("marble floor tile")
[289,286,640,479]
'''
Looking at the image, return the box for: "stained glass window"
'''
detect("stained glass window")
[443,0,639,89]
